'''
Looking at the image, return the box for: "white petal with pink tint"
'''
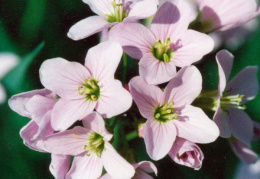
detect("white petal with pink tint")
[0,83,6,104]
[213,107,231,138]
[144,120,177,160]
[49,154,70,179]
[133,161,158,175]
[68,16,116,41]
[101,142,135,179]
[83,0,112,18]
[0,53,19,78]
[175,105,219,143]
[51,98,96,131]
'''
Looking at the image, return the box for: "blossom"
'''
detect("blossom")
[100,161,158,179]
[0,53,19,104]
[39,41,132,131]
[49,154,71,179]
[236,158,260,179]
[8,89,56,151]
[168,138,204,170]
[67,0,157,40]
[44,112,135,179]
[212,50,258,144]
[110,0,214,85]
[129,66,219,160]
[192,0,260,33]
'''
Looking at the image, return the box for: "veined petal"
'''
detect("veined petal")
[85,41,122,81]
[83,0,113,18]
[133,161,158,175]
[44,126,90,155]
[68,16,116,41]
[49,154,70,179]
[129,76,163,119]
[163,66,202,107]
[101,142,135,179]
[144,120,177,160]
[95,79,132,118]
[226,66,258,101]
[51,98,96,131]
[40,58,91,99]
[150,0,191,40]
[216,50,234,95]
[175,105,219,143]
[213,107,231,138]
[139,53,177,85]
[109,22,156,59]
[66,154,103,179]
[173,30,214,67]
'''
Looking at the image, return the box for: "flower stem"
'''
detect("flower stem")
[126,130,138,141]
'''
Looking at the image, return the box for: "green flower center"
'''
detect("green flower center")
[106,0,128,23]
[151,37,174,63]
[84,132,105,157]
[154,101,178,123]
[220,94,246,111]
[78,79,100,101]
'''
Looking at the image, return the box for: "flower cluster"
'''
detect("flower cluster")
[8,0,260,178]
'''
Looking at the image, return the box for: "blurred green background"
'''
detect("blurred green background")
[0,0,259,178]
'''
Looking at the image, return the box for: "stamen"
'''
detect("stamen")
[151,37,174,63]
[78,79,100,101]
[84,132,105,157]
[106,0,128,23]
[154,101,178,123]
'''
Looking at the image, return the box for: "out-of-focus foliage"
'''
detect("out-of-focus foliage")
[0,0,259,178]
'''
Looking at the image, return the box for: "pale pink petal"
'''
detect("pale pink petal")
[68,16,116,41]
[0,83,6,104]
[95,80,132,118]
[213,106,231,138]
[253,122,260,141]
[163,66,202,107]
[51,98,96,131]
[82,112,113,141]
[133,161,158,175]
[40,58,91,99]
[85,41,122,81]
[66,154,103,179]
[139,53,177,85]
[101,142,135,179]
[49,154,70,179]
[175,105,219,143]
[150,0,191,40]
[109,22,156,59]
[236,159,260,179]
[0,53,19,78]
[83,0,112,18]
[216,50,234,95]
[99,173,113,179]
[230,138,258,164]
[125,0,157,21]
[129,76,163,120]
[228,108,254,145]
[226,66,258,101]
[8,89,52,118]
[173,30,214,67]
[134,171,153,179]
[44,126,90,155]
[144,120,177,160]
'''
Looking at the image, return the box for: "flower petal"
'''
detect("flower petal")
[129,76,163,119]
[49,154,71,179]
[226,66,258,101]
[44,126,90,155]
[134,171,153,179]
[133,161,158,175]
[213,106,231,138]
[175,105,219,143]
[216,50,234,95]
[51,98,96,131]
[163,66,202,107]
[0,53,19,78]
[68,16,116,41]
[101,142,135,179]
[85,41,122,81]
[109,22,156,59]
[144,120,177,160]
[40,58,91,99]
[83,0,112,18]
[0,83,6,104]
[66,153,103,179]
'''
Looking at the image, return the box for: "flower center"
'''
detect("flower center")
[84,132,105,157]
[220,94,246,111]
[154,101,178,123]
[106,0,128,23]
[151,37,174,63]
[78,79,100,101]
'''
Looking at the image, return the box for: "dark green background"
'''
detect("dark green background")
[0,0,259,178]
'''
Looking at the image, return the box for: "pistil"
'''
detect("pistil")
[78,79,100,101]
[106,0,128,23]
[154,101,178,123]
[151,37,174,63]
[84,132,105,157]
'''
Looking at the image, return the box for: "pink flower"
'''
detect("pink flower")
[168,138,204,170]
[129,66,219,160]
[8,89,56,151]
[49,154,71,179]
[67,0,157,40]
[193,0,260,33]
[110,0,214,85]
[229,137,258,164]
[100,161,158,179]
[40,41,132,131]
[213,50,258,145]
[44,112,135,179]
[236,158,260,179]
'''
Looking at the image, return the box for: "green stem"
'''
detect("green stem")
[126,130,138,141]
[122,53,127,84]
